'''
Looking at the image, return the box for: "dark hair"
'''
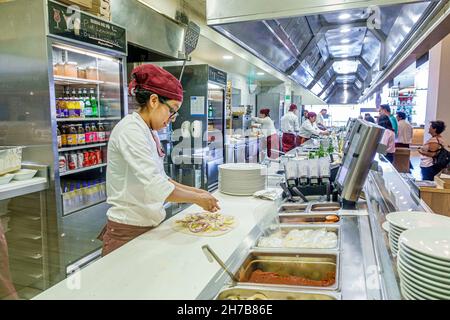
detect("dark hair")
[396,111,406,120]
[321,109,327,112]
[135,88,168,107]
[380,104,391,114]
[378,114,394,132]
[430,121,446,135]
[364,113,371,117]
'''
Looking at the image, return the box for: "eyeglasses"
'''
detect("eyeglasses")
[160,100,179,120]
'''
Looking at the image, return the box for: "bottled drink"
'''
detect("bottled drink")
[84,88,92,117]
[91,123,98,143]
[61,125,68,147]
[98,123,105,142]
[57,126,62,149]
[67,125,78,146]
[77,124,86,145]
[208,103,213,118]
[85,123,92,144]
[78,89,85,118]
[90,89,98,117]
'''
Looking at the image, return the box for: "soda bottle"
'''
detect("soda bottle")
[85,123,92,144]
[98,123,105,142]
[90,88,98,117]
[78,89,85,118]
[61,125,68,147]
[84,88,92,118]
[91,123,98,143]
[77,124,86,145]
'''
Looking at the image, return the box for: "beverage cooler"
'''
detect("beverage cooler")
[0,0,127,294]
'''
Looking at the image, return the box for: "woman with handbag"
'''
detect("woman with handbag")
[419,121,448,181]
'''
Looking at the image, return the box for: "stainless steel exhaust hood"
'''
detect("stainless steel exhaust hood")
[110,0,186,61]
[208,0,445,104]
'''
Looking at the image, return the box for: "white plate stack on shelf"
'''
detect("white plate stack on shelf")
[385,212,450,256]
[398,227,450,300]
[219,163,266,196]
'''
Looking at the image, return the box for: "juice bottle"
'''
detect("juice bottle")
[67,125,78,146]
[77,124,86,145]
[98,123,105,142]
[91,123,98,143]
[57,126,62,149]
[85,123,92,144]
[61,125,68,147]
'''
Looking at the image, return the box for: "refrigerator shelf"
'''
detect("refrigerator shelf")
[56,117,121,122]
[59,143,107,152]
[60,163,107,177]
[53,75,104,85]
[63,199,107,216]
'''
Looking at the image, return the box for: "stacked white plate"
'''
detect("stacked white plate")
[398,227,450,300]
[385,212,450,256]
[219,163,266,196]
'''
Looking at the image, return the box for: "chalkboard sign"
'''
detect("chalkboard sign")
[48,1,126,54]
[208,67,227,86]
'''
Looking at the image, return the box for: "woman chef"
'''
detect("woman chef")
[99,64,220,256]
[251,108,279,158]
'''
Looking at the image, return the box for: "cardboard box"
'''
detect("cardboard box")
[58,0,93,9]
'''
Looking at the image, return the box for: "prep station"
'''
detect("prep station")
[35,119,432,300]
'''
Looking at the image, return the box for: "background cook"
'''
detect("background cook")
[99,64,220,256]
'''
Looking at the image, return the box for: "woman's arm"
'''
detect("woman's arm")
[166,184,220,212]
[169,179,206,194]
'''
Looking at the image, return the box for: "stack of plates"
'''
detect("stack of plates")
[398,227,450,300]
[385,212,450,256]
[219,163,266,196]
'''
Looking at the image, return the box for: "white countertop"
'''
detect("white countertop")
[34,190,279,300]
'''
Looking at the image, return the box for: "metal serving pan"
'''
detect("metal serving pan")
[278,213,340,225]
[310,202,341,212]
[278,203,310,214]
[235,250,339,291]
[254,225,340,251]
[215,285,340,300]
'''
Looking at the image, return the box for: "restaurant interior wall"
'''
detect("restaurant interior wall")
[305,104,360,127]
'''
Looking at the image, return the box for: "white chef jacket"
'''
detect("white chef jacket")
[396,120,413,144]
[316,113,325,125]
[298,120,321,139]
[281,112,300,133]
[106,112,175,227]
[251,116,277,137]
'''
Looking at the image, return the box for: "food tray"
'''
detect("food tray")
[236,250,339,291]
[278,213,340,225]
[0,147,23,175]
[216,285,340,300]
[254,225,340,250]
[278,203,309,214]
[310,203,341,212]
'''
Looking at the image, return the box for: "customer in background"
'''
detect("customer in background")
[316,109,328,130]
[301,109,309,124]
[252,108,279,158]
[419,121,448,181]
[298,112,329,145]
[364,113,375,123]
[379,104,398,136]
[378,114,396,163]
[281,104,300,153]
[396,111,413,147]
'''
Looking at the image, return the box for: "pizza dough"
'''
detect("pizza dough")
[172,212,238,237]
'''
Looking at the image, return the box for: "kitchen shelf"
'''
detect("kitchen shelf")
[0,177,48,202]
[63,199,106,216]
[59,143,107,152]
[54,75,104,85]
[56,117,121,122]
[59,163,107,177]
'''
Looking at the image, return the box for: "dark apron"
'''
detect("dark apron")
[98,220,153,257]
[298,136,310,146]
[267,133,280,158]
[282,133,296,153]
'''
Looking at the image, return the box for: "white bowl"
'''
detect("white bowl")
[12,169,38,181]
[0,174,14,185]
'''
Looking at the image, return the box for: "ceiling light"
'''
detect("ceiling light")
[340,27,351,33]
[341,39,351,44]
[256,72,265,76]
[339,13,351,20]
[223,55,233,60]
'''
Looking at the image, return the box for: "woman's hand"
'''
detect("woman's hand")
[195,193,220,212]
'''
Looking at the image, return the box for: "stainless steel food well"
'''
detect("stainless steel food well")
[278,213,341,225]
[215,285,340,300]
[235,250,340,291]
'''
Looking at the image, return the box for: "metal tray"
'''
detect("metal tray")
[278,203,310,214]
[216,285,340,300]
[278,213,340,225]
[254,224,340,250]
[235,250,339,291]
[310,202,341,212]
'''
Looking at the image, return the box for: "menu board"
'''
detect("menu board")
[208,67,227,86]
[48,1,126,54]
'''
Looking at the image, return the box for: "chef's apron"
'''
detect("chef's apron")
[98,129,165,257]
[267,134,280,158]
[298,136,310,146]
[282,133,296,153]
[0,224,18,300]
